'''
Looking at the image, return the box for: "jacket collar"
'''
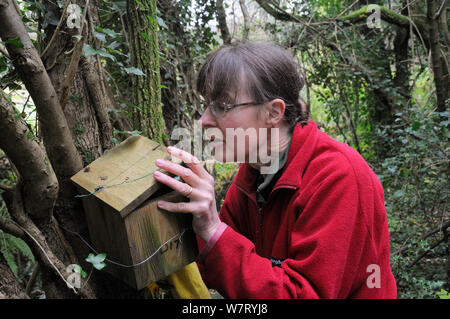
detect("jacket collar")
[234,121,319,194]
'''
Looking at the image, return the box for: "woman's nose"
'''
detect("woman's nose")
[199,107,217,128]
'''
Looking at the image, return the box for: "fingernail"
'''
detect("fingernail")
[153,171,161,177]
[167,146,174,152]
[155,159,163,165]
[157,201,165,208]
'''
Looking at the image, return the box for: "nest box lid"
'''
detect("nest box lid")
[70,135,181,218]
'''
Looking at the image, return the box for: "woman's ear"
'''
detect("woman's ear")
[265,99,285,127]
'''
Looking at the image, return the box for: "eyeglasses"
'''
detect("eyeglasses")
[204,101,266,118]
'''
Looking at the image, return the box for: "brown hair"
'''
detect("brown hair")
[197,42,309,131]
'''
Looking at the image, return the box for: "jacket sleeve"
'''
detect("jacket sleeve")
[197,159,376,299]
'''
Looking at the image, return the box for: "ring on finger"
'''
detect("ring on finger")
[184,185,193,198]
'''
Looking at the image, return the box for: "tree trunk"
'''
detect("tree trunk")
[0,0,156,298]
[216,0,231,44]
[427,0,449,112]
[239,0,250,41]
[127,0,166,143]
[0,254,29,299]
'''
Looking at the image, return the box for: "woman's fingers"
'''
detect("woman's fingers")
[155,158,201,186]
[167,146,212,182]
[153,170,197,198]
[157,200,206,214]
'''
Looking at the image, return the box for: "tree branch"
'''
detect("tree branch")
[59,23,88,109]
[0,0,83,182]
[1,181,95,298]
[0,90,58,220]
[340,5,410,28]
[0,215,24,238]
[254,0,298,22]
[216,0,231,44]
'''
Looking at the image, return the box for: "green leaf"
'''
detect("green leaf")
[107,41,121,50]
[130,130,141,136]
[156,16,168,29]
[73,264,87,278]
[392,189,403,199]
[93,31,107,42]
[83,44,98,57]
[5,37,24,49]
[85,253,107,270]
[95,27,120,38]
[123,67,145,76]
[96,48,116,61]
[411,121,421,131]
[437,289,450,299]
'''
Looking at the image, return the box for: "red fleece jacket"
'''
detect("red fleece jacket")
[197,121,397,299]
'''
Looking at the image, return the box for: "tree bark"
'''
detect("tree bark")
[127,0,166,143]
[0,91,58,221]
[427,0,449,112]
[239,0,250,41]
[0,90,96,299]
[0,0,146,298]
[216,0,232,44]
[0,254,29,299]
[0,0,83,184]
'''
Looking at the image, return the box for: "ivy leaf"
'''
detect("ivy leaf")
[5,37,24,49]
[96,48,116,61]
[73,264,87,278]
[95,27,120,38]
[85,253,107,270]
[156,16,168,29]
[107,41,121,50]
[93,31,107,43]
[83,45,116,61]
[123,67,145,76]
[83,44,98,57]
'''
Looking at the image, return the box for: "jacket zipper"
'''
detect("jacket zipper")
[234,184,298,254]
[258,205,264,250]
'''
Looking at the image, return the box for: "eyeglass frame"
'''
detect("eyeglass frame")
[205,100,270,118]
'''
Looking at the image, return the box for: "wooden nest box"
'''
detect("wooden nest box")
[70,135,198,290]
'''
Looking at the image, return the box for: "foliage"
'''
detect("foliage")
[85,253,107,271]
[0,199,36,286]
[246,0,449,298]
[378,110,449,298]
[0,0,448,299]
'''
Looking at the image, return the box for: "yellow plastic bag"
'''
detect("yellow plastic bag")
[148,262,211,299]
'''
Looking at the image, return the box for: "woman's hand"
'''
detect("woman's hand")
[153,146,221,243]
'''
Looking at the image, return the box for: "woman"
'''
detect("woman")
[153,42,397,298]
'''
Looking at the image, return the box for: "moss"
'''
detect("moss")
[26,130,35,141]
[340,5,409,27]
[73,120,86,136]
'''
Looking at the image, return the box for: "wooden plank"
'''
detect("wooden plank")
[124,191,198,289]
[77,187,136,287]
[70,135,181,217]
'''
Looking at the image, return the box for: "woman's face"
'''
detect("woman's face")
[199,91,269,164]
